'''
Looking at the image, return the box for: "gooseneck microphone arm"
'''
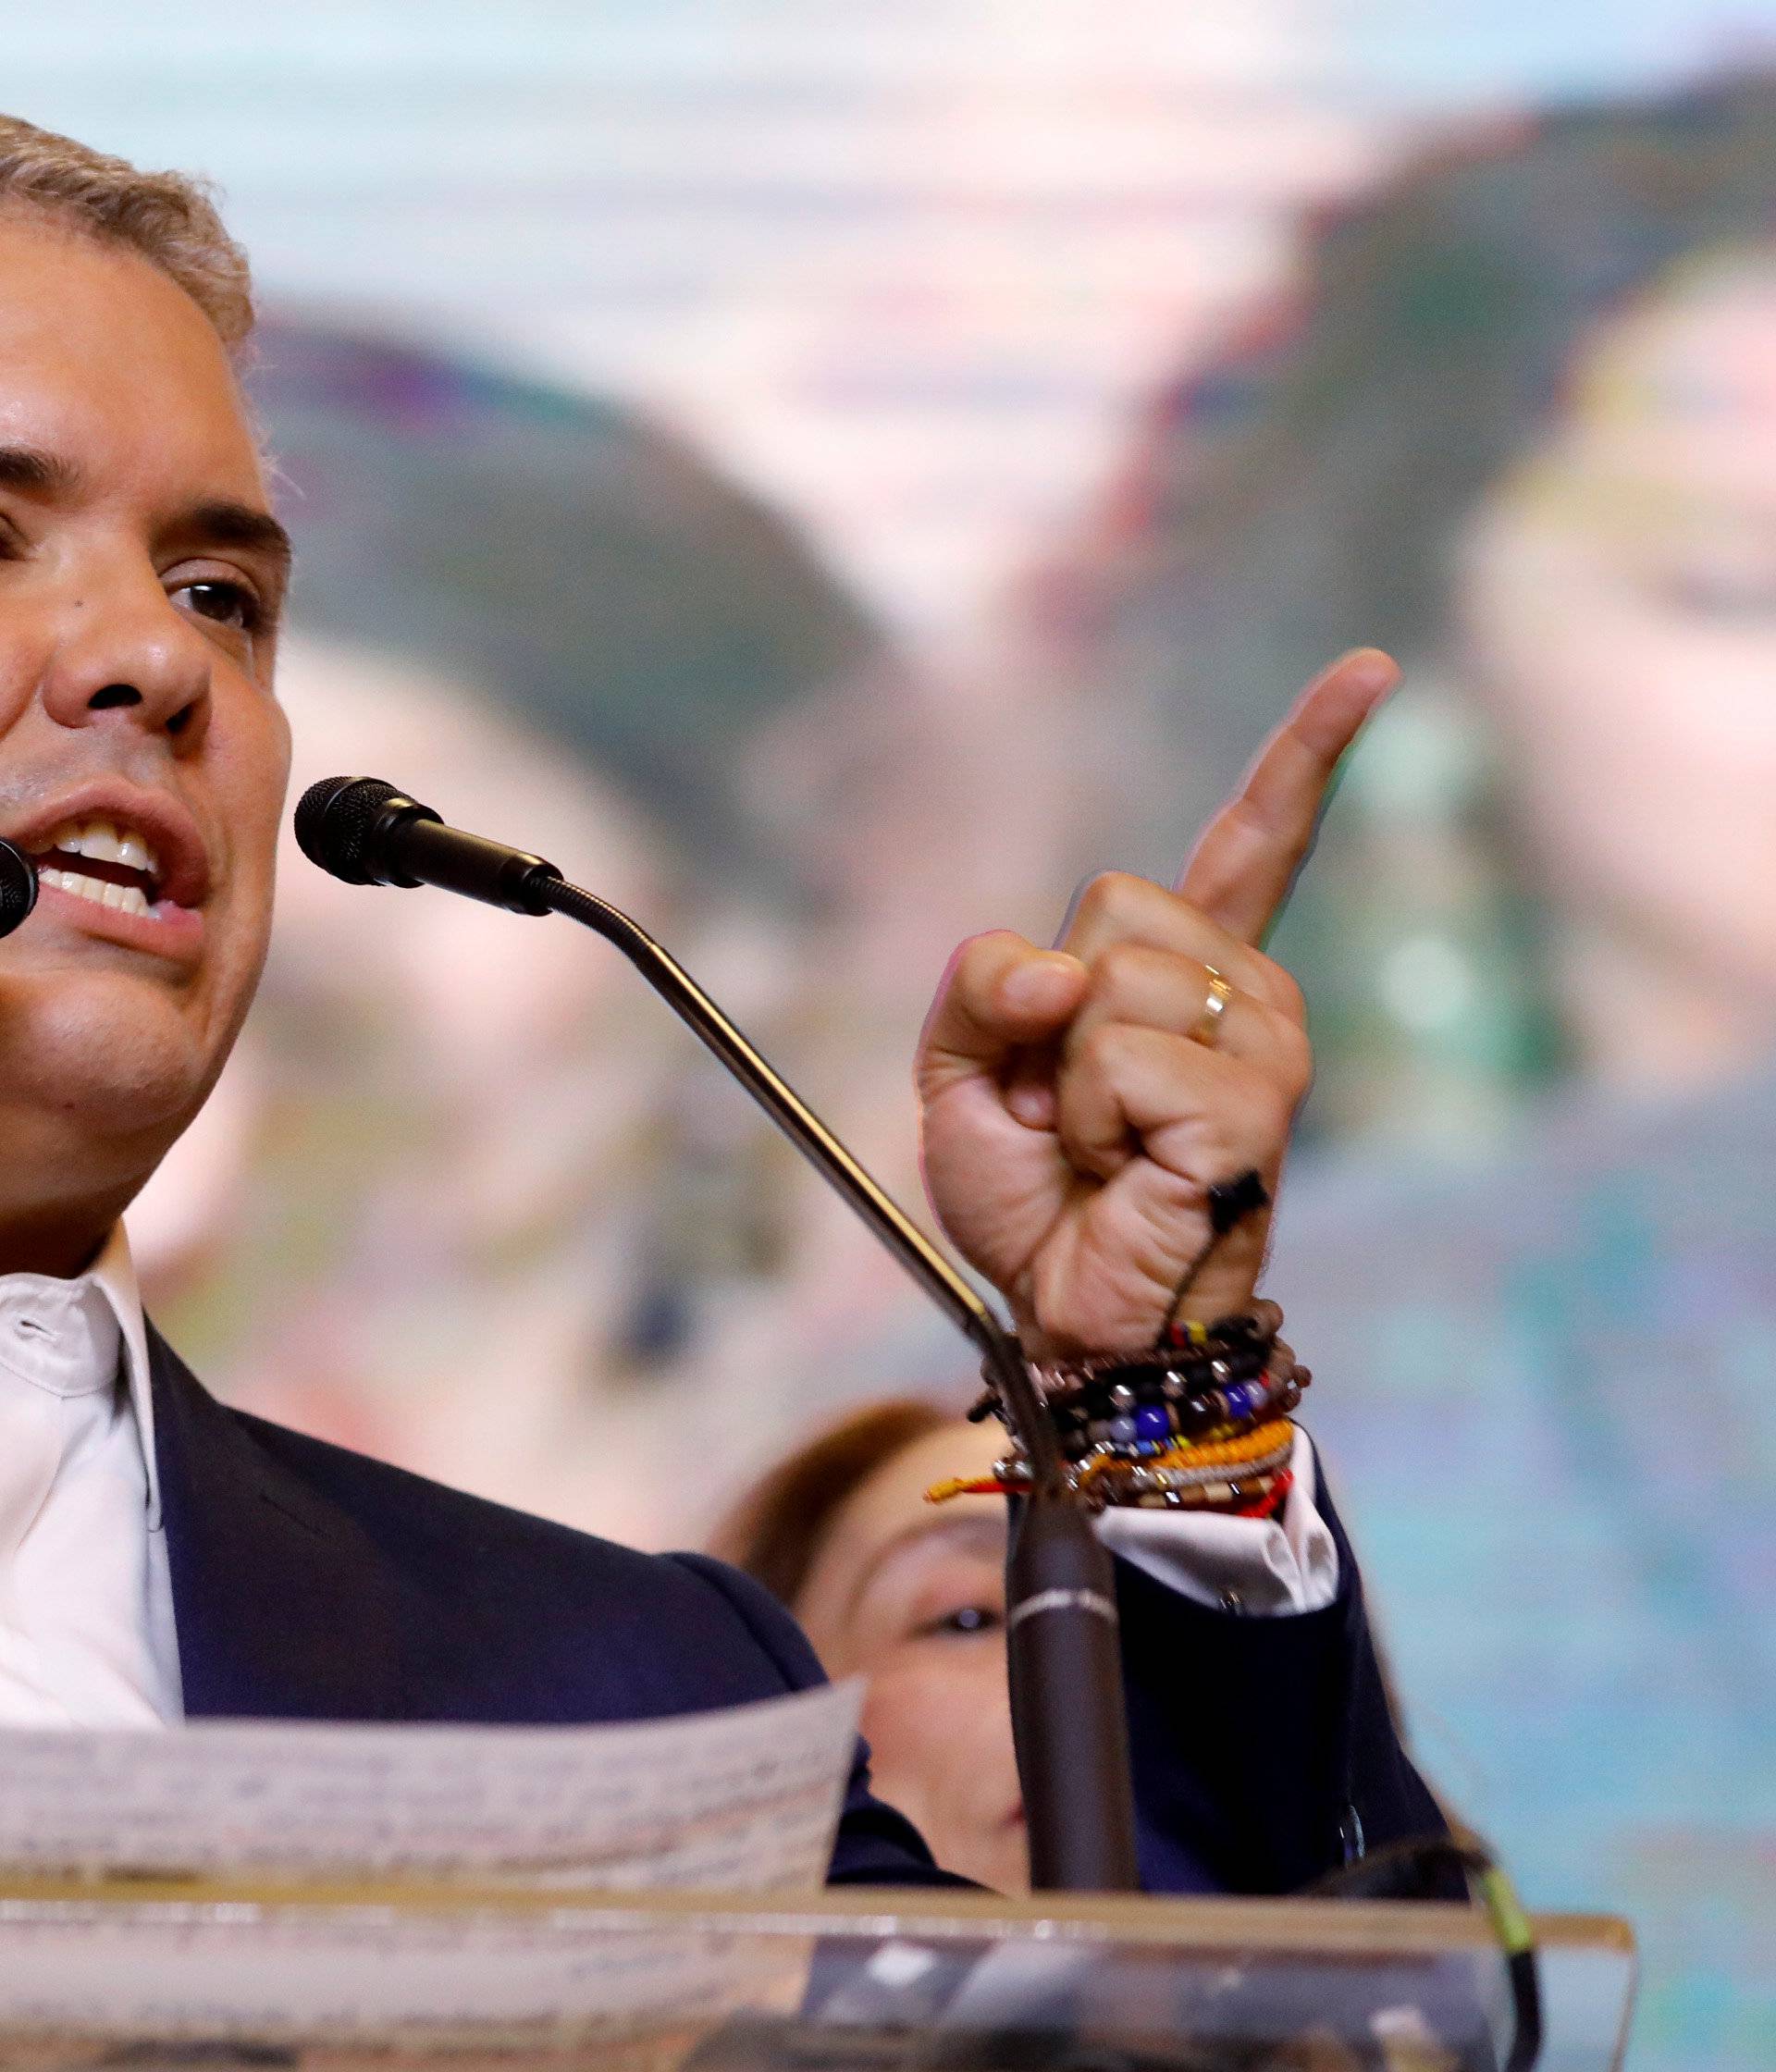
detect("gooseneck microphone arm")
[296,777,1140,1893]
[547,870,1141,1894]
[548,882,1022,1394]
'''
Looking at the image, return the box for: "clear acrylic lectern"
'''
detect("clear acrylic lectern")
[0,1873,1635,2070]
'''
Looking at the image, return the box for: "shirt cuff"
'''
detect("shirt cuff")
[1095,1429,1339,1617]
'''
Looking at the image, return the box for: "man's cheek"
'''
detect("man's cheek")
[215,755,290,919]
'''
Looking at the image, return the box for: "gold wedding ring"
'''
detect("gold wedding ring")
[1190,967,1233,1046]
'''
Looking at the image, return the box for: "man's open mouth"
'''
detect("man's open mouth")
[31,816,164,918]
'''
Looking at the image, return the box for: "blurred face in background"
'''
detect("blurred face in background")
[131,635,685,1540]
[790,1417,1027,1891]
[1457,245,1776,1082]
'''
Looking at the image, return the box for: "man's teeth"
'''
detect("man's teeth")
[44,816,160,878]
[40,868,153,917]
[35,816,163,919]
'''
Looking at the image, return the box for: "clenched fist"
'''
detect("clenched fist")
[916,649,1399,1357]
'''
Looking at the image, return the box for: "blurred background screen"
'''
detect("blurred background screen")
[11,6,1773,2064]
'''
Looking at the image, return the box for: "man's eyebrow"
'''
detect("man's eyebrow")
[184,500,295,574]
[0,449,295,576]
[0,443,84,498]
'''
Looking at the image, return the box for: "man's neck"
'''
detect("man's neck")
[0,1215,114,1281]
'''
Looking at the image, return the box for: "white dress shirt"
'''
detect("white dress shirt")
[0,1225,181,1723]
[1099,1429,1339,1616]
[0,1224,1337,1731]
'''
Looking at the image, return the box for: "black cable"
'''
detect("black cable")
[1303,1829,1543,2072]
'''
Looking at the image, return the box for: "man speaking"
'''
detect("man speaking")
[0,116,1438,1893]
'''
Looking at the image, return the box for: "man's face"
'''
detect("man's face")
[0,214,290,1221]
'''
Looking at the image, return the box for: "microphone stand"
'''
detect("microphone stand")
[535,873,1141,1893]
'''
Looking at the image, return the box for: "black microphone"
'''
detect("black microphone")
[295,775,561,915]
[295,775,1141,1894]
[0,839,39,938]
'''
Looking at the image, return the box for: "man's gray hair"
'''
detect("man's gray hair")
[0,113,252,346]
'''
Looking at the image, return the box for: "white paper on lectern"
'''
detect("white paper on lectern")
[0,1678,861,1884]
[0,1682,863,2043]
[0,1908,820,2044]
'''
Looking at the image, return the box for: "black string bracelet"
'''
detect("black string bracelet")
[1153,1166,1271,1350]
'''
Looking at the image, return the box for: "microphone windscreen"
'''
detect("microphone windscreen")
[0,839,38,939]
[294,775,400,883]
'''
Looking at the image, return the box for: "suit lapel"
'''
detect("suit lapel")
[148,1328,405,1721]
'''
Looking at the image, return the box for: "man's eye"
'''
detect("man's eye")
[177,579,259,631]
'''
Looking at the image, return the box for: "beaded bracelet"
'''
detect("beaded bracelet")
[1036,1339,1308,1460]
[929,1462,1297,1515]
[940,1301,1309,1515]
[935,1170,1301,1516]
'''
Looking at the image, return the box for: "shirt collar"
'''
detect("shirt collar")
[85,1222,162,1532]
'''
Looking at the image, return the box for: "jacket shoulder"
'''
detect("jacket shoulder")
[222,1394,819,1722]
[149,1337,953,1886]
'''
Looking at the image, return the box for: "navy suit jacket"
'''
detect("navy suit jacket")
[148,1326,1444,1893]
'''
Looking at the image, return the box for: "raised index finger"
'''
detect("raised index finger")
[1175,647,1400,944]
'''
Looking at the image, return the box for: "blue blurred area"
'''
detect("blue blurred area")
[1280,1068,1776,2069]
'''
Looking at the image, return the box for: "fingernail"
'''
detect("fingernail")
[1003,954,1081,1013]
[1006,1079,1056,1128]
[1342,648,1400,694]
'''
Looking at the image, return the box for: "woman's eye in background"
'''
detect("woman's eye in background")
[920,1603,1002,1638]
[888,1547,1006,1645]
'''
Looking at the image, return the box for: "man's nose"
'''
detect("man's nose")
[40,589,211,745]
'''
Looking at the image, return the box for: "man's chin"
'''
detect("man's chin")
[0,968,216,1143]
